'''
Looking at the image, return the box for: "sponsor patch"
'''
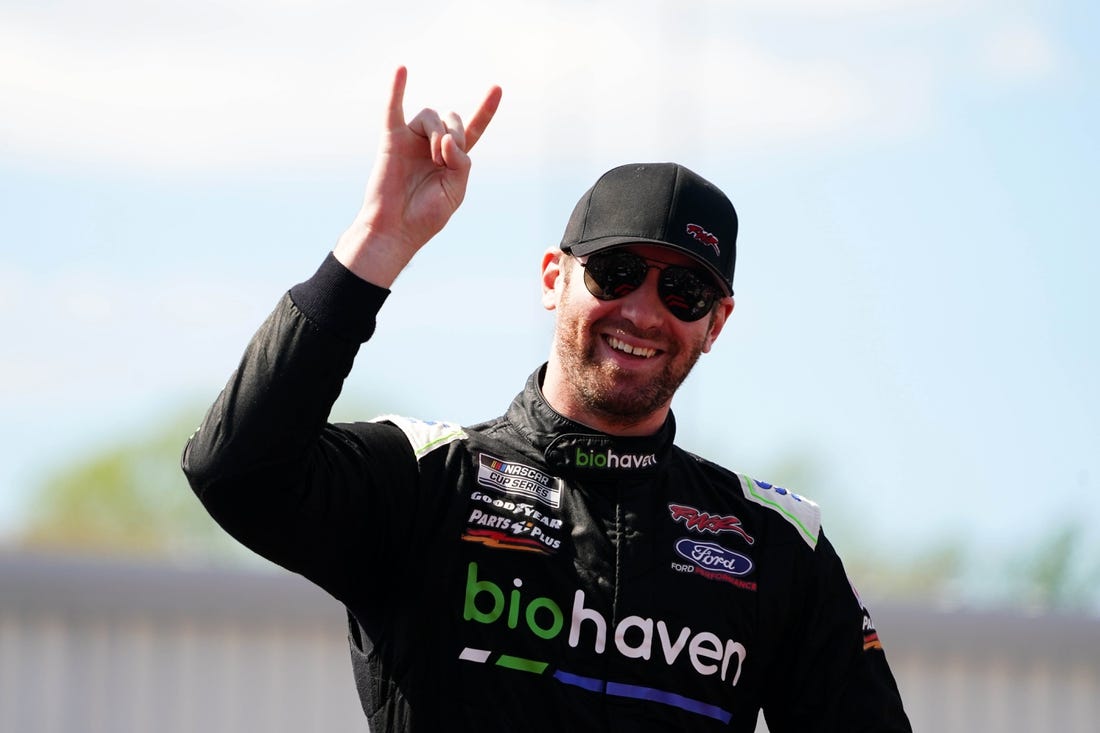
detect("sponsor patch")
[739,475,821,549]
[671,538,757,591]
[477,454,561,509]
[686,223,721,256]
[668,503,754,545]
[851,581,884,651]
[462,492,564,554]
[459,561,745,723]
[371,414,467,458]
[674,538,754,577]
[462,527,549,554]
[573,447,658,470]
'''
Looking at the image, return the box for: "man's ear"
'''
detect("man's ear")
[541,248,565,311]
[702,297,735,354]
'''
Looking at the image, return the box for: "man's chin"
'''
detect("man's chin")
[579,378,671,423]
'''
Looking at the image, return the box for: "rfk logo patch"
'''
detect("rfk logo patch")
[668,503,754,545]
[685,223,720,255]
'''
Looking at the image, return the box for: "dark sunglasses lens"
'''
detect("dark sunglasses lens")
[659,267,716,322]
[582,252,647,300]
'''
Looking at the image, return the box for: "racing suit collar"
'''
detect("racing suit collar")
[506,365,676,479]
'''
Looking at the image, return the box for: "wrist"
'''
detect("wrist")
[333,221,414,289]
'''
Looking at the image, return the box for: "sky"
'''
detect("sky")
[2,0,1097,606]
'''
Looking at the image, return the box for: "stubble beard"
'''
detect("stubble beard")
[553,288,707,429]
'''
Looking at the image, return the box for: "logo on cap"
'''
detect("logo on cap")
[685,224,720,256]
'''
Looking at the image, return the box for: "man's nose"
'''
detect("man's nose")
[616,270,666,330]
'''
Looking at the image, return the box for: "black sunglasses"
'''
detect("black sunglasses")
[574,250,720,322]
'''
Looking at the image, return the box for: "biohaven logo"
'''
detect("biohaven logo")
[462,562,747,687]
[477,454,561,508]
[574,448,658,470]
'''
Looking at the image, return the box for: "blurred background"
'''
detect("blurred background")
[2,0,1097,730]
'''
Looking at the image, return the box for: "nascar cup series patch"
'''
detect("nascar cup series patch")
[476,453,561,509]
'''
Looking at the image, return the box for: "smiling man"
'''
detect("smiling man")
[182,68,911,732]
[541,163,736,438]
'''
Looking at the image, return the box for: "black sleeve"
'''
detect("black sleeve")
[763,531,912,733]
[180,253,419,608]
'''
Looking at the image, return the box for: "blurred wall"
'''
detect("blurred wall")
[2,552,1097,732]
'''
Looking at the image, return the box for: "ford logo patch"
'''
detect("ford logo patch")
[675,538,754,576]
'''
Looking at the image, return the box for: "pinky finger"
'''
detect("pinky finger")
[465,85,503,152]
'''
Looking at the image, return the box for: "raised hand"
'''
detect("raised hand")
[335,67,503,287]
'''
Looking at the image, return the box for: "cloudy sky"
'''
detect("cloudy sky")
[2,0,1097,602]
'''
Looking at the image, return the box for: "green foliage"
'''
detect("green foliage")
[1011,522,1100,613]
[19,408,247,562]
[844,539,967,604]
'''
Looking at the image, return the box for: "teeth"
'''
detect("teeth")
[608,336,656,358]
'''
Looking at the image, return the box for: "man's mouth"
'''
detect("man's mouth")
[606,335,658,359]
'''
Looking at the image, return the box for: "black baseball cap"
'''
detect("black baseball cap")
[559,162,738,296]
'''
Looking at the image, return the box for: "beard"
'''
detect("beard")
[552,281,708,429]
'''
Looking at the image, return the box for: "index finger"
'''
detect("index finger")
[464,85,503,152]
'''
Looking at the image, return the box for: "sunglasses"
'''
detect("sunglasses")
[574,250,720,322]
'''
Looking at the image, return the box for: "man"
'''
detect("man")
[182,67,911,732]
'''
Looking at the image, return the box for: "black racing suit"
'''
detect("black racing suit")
[182,254,911,732]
